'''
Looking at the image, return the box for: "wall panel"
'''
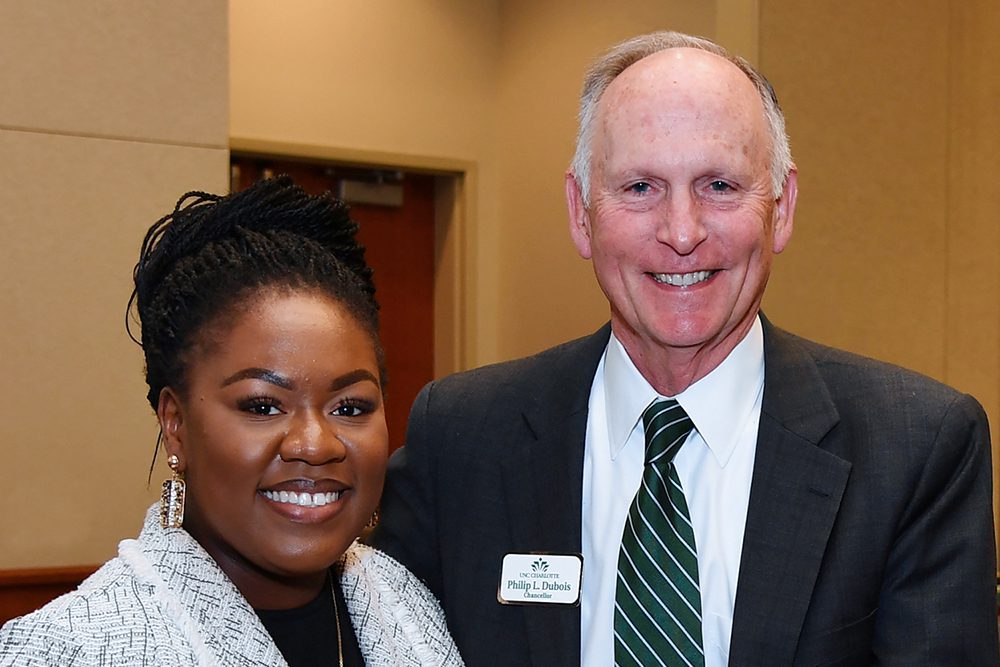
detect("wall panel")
[759,1,950,380]
[0,0,227,145]
[0,0,228,569]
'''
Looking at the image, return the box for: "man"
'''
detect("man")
[370,31,998,666]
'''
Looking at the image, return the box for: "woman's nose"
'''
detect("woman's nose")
[278,409,347,465]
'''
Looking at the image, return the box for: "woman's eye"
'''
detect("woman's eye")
[332,400,373,418]
[239,398,282,416]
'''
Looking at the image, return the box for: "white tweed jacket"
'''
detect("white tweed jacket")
[0,506,464,666]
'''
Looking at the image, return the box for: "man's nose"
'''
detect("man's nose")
[278,409,347,465]
[655,191,707,254]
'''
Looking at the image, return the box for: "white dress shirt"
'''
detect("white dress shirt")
[581,317,764,667]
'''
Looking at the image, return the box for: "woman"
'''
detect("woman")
[0,177,463,666]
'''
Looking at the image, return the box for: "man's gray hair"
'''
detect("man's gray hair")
[570,31,794,205]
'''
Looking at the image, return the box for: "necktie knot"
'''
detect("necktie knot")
[642,399,694,466]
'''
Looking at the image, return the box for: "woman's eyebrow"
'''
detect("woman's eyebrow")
[221,367,293,390]
[330,369,379,392]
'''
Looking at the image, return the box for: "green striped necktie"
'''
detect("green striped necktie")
[614,398,705,667]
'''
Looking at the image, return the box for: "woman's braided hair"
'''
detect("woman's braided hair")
[127,175,383,412]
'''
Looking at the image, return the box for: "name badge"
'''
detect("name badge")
[497,553,583,605]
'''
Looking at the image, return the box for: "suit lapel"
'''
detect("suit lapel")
[499,325,610,667]
[729,321,851,665]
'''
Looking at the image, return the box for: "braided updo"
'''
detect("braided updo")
[127,175,384,412]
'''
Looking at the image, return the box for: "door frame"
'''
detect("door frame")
[230,136,475,378]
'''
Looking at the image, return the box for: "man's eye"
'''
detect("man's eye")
[709,180,733,192]
[628,182,652,194]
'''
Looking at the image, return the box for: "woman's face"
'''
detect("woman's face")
[159,289,387,606]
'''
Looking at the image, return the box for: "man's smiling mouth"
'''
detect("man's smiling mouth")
[650,270,716,287]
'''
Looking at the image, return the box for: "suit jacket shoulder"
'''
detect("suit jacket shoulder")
[765,323,983,424]
[762,323,990,493]
[732,320,997,665]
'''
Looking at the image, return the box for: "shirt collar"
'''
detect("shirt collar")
[603,315,765,467]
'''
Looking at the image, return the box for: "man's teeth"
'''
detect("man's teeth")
[262,490,343,507]
[652,270,714,286]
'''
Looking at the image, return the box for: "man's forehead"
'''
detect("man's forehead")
[592,46,771,174]
[609,47,756,102]
[597,47,766,139]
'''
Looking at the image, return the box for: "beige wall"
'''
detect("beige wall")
[762,0,948,378]
[0,1,229,568]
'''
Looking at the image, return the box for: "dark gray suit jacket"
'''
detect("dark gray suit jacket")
[370,320,998,666]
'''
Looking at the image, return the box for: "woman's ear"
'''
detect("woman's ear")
[157,387,186,464]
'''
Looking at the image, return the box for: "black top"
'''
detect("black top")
[256,575,365,666]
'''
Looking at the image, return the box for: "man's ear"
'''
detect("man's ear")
[157,387,186,463]
[566,172,594,260]
[772,168,797,254]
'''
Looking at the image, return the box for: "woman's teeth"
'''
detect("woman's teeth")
[262,490,342,507]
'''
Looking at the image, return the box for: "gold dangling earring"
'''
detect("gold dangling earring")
[160,454,186,529]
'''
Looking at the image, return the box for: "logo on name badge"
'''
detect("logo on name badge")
[497,552,583,606]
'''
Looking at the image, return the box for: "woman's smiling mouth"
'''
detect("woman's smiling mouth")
[260,489,343,507]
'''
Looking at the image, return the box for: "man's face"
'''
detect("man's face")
[567,48,796,380]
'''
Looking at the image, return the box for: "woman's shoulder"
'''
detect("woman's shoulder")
[339,542,464,666]
[341,541,433,595]
[0,558,143,665]
[0,514,208,667]
[7,557,135,625]
[0,611,88,666]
